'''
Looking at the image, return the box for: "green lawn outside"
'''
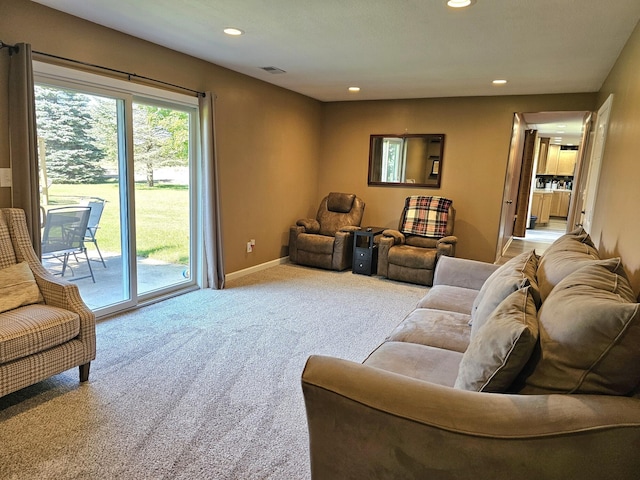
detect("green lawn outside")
[44,182,190,265]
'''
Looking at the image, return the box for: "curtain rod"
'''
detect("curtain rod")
[1,41,204,97]
[33,50,205,97]
[0,40,19,54]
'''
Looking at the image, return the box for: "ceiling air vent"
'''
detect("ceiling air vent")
[260,66,286,74]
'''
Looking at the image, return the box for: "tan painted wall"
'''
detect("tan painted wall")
[319,94,596,262]
[0,0,323,274]
[593,20,640,296]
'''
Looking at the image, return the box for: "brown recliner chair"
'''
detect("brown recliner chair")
[377,196,457,286]
[289,192,365,271]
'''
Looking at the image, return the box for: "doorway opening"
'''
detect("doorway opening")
[497,111,593,262]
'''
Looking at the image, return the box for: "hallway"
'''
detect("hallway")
[498,218,566,264]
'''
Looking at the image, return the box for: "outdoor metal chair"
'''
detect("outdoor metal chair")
[81,197,107,268]
[41,206,95,283]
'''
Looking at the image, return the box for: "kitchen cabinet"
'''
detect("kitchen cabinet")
[542,145,577,175]
[556,150,577,176]
[531,191,552,225]
[536,138,550,174]
[544,145,559,175]
[550,190,571,218]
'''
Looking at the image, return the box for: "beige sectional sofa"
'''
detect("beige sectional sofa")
[302,228,640,479]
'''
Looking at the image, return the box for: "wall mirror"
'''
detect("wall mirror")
[368,134,444,187]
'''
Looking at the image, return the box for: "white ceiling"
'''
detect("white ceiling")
[32,0,640,103]
[30,0,640,144]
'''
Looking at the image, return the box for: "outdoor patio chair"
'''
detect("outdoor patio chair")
[81,197,107,268]
[42,206,95,283]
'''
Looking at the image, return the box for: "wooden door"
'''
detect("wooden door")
[513,129,537,237]
[496,114,526,260]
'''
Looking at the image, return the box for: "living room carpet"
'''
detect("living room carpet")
[0,263,427,479]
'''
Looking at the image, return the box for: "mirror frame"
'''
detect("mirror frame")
[367,133,445,188]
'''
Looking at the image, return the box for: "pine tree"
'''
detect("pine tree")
[35,86,106,184]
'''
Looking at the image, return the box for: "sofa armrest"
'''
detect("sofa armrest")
[381,228,405,244]
[433,255,499,290]
[3,208,96,359]
[339,225,360,233]
[296,218,320,233]
[302,355,640,480]
[436,235,458,257]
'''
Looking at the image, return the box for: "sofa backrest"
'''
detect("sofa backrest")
[316,193,365,236]
[0,210,18,269]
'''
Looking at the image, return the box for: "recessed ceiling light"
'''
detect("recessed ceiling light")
[492,79,507,85]
[223,27,244,36]
[447,0,476,8]
[348,87,361,92]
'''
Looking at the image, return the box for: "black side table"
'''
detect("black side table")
[352,227,385,275]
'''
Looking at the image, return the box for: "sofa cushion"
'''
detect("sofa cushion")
[536,228,600,301]
[296,233,335,254]
[455,286,538,393]
[364,341,463,387]
[386,308,471,353]
[388,245,437,269]
[0,304,80,363]
[0,262,44,314]
[518,258,640,395]
[471,250,539,337]
[416,284,478,316]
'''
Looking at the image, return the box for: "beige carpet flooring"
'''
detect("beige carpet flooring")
[0,263,427,479]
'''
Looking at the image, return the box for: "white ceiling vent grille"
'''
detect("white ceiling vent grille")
[260,66,286,74]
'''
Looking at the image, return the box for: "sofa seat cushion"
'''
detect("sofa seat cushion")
[0,304,80,363]
[364,341,463,387]
[416,285,478,316]
[455,286,538,393]
[388,245,437,269]
[386,308,471,353]
[296,233,335,254]
[518,258,640,395]
[471,250,539,337]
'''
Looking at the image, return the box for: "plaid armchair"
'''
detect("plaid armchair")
[0,208,96,398]
[289,192,365,271]
[377,196,457,286]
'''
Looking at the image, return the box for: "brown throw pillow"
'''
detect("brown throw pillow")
[455,286,538,393]
[470,250,539,337]
[518,258,640,395]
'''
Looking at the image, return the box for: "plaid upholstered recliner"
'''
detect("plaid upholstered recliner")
[377,196,457,286]
[289,192,365,271]
[0,208,96,398]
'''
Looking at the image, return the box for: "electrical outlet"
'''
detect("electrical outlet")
[246,241,253,253]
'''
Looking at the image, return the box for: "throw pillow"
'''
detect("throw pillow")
[0,262,44,313]
[470,250,539,337]
[455,286,538,393]
[518,258,640,395]
[536,228,600,301]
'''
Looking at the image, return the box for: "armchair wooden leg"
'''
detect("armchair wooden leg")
[79,362,91,382]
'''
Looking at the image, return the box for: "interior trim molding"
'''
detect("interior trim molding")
[225,257,290,282]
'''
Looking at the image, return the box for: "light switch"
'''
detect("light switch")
[0,168,12,188]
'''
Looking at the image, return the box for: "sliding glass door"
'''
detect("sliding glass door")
[34,74,198,316]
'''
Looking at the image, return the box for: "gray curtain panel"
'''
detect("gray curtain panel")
[198,92,225,289]
[8,42,41,255]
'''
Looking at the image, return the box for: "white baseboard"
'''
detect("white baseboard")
[225,257,290,282]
